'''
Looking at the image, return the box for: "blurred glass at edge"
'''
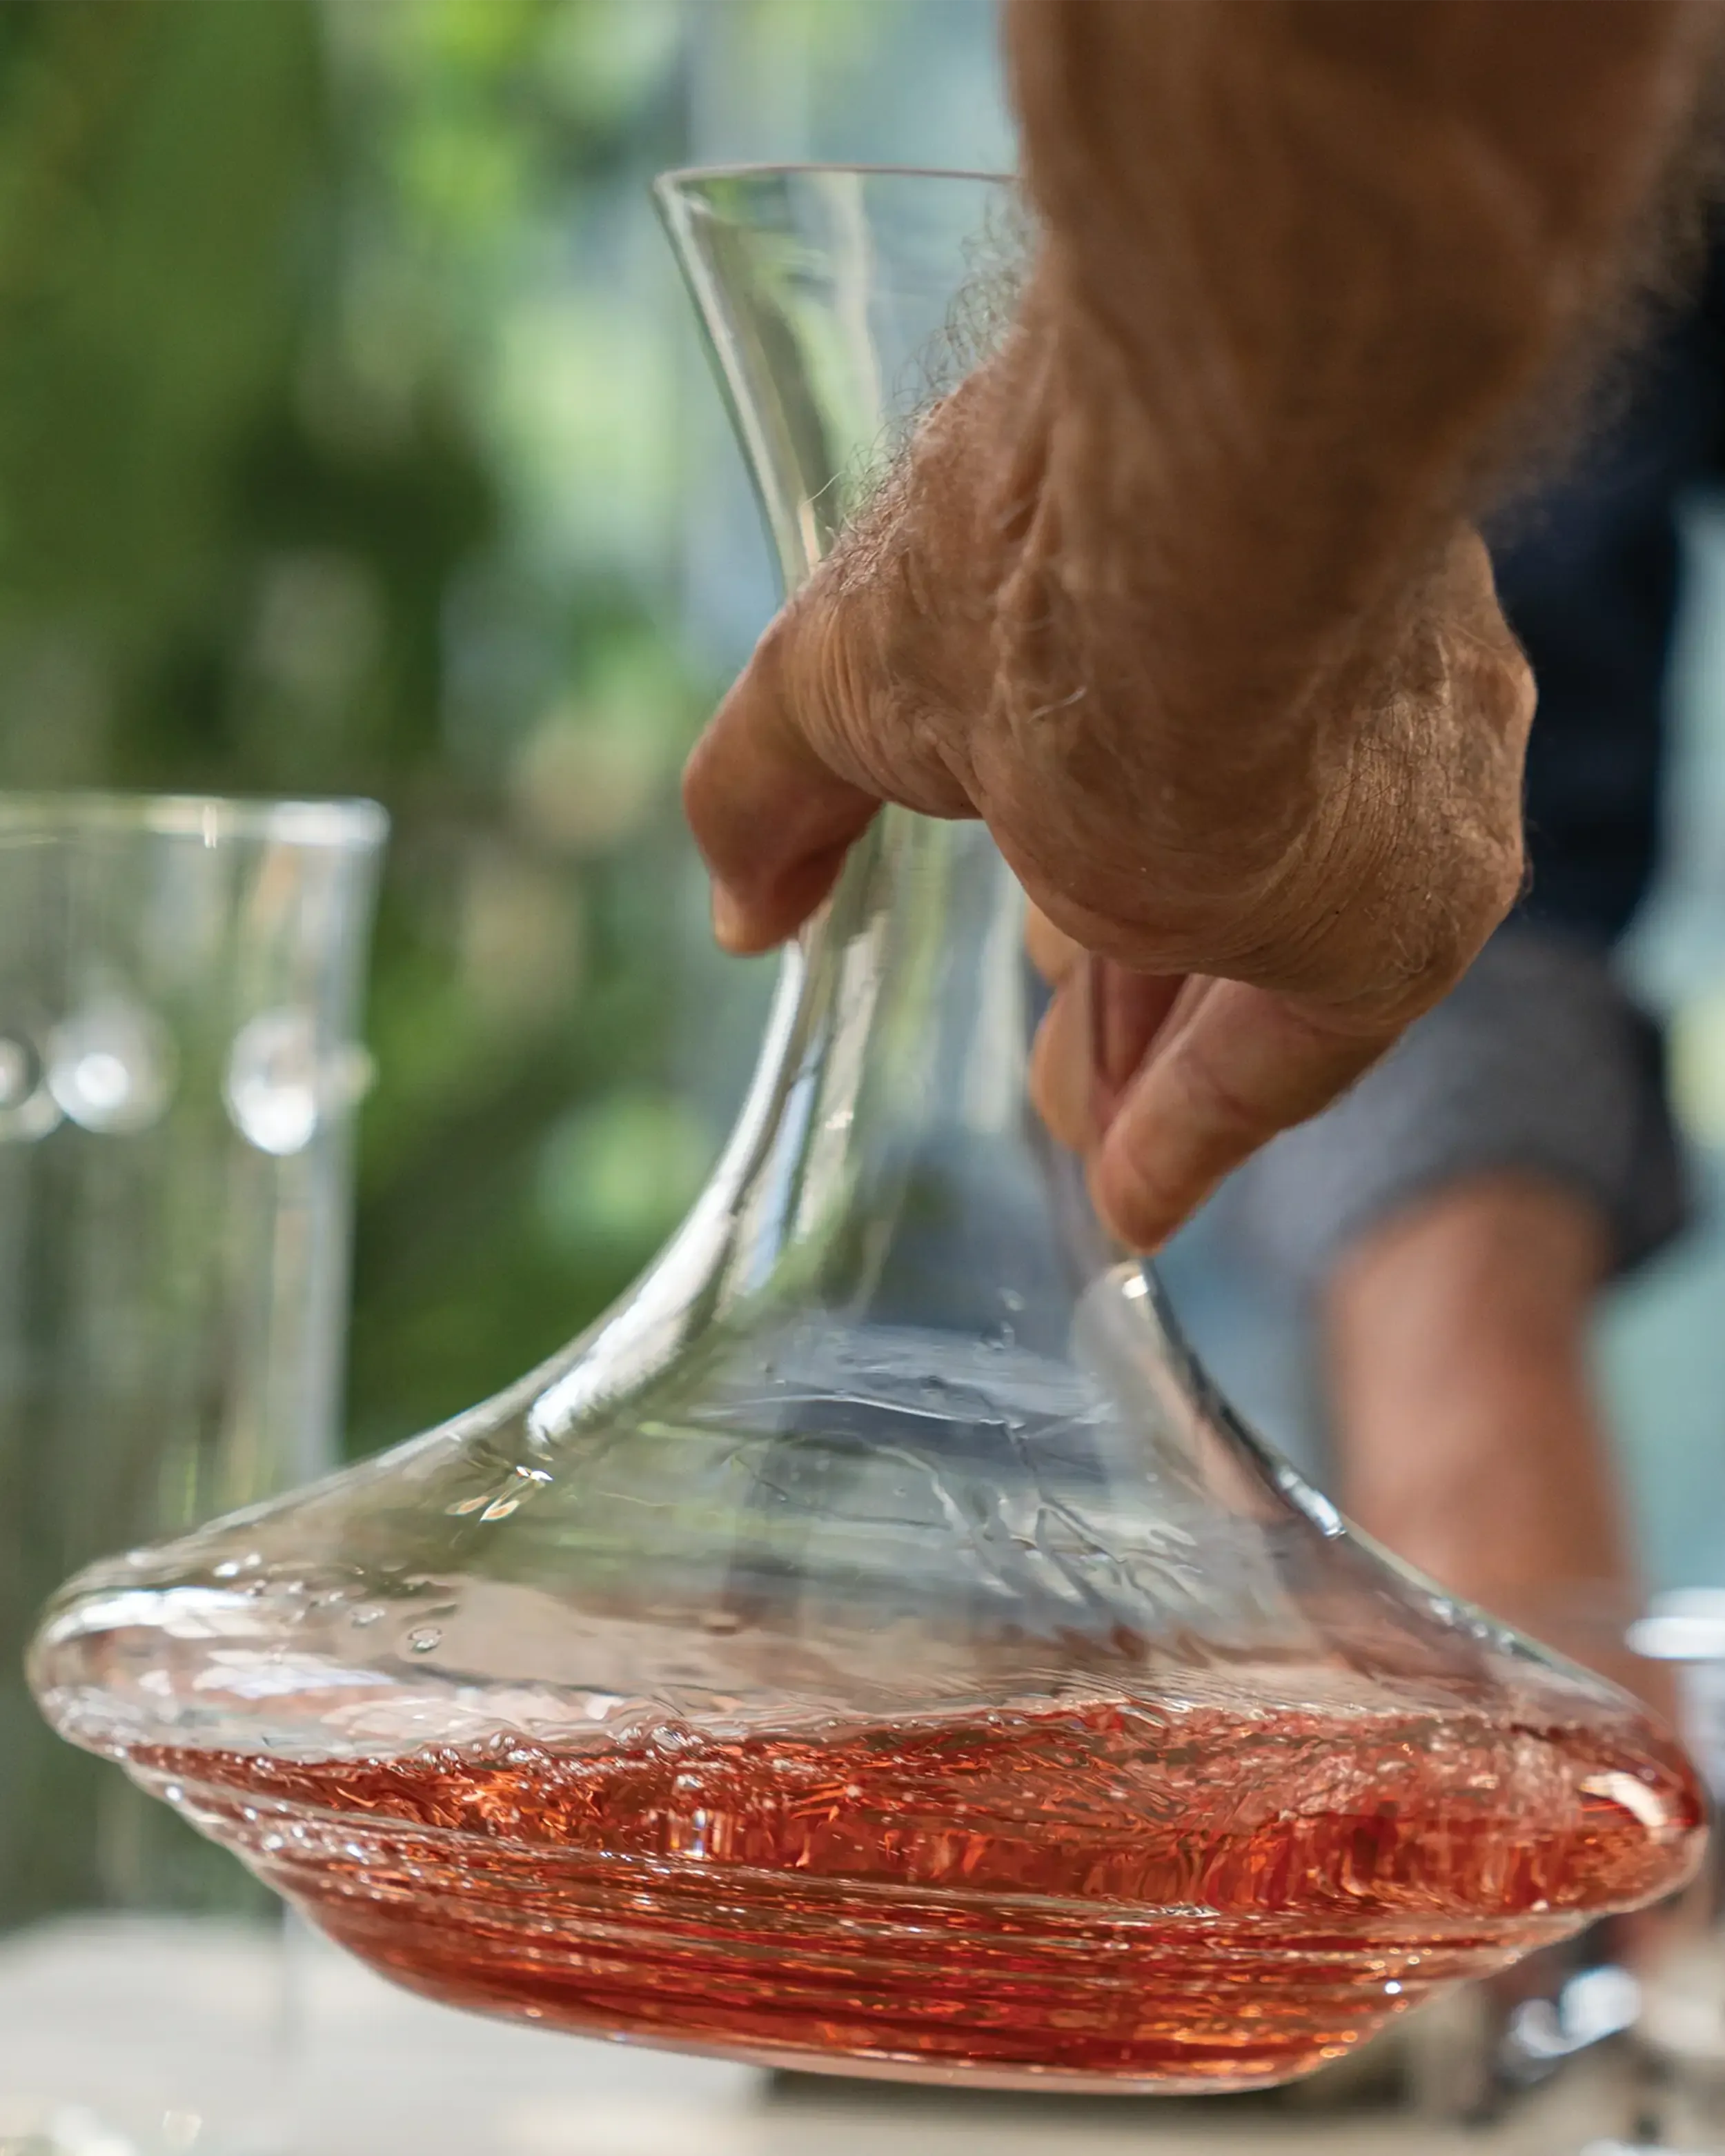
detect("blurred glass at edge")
[0,795,384,2155]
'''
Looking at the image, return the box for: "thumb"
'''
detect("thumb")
[682,607,879,956]
[1089,977,1399,1251]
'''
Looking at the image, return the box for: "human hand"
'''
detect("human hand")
[1018,529,1535,1243]
[679,0,1704,1250]
[685,316,1534,1247]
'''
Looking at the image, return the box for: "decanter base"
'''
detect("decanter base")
[122,1688,1702,2092]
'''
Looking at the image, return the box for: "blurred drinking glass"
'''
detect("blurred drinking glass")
[0,794,385,2156]
[1608,1589,1725,2153]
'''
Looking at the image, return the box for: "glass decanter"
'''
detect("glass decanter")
[28,167,1705,2096]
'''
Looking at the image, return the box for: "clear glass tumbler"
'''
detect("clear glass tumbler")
[0,793,384,2156]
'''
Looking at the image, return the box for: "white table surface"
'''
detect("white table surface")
[0,1917,1657,2156]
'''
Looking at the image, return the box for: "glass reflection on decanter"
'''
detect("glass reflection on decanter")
[28,169,1706,2097]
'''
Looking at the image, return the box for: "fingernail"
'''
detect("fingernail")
[1085,1147,1170,1258]
[710,883,751,953]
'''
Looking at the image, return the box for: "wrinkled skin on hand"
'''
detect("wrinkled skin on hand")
[687,323,1533,1249]
[682,1,1702,1251]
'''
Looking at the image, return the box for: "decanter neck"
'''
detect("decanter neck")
[707,812,1090,1327]
[523,813,1096,1444]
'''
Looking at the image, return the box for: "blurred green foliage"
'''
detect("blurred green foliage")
[0,0,750,1454]
[0,0,1016,1932]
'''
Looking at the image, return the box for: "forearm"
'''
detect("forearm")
[1001,0,1711,787]
[1322,1172,1671,1713]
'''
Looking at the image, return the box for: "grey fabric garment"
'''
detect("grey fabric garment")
[1216,922,1688,1295]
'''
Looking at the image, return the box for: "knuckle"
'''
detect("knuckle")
[1482,827,1527,920]
[1450,820,1526,947]
[1506,644,1537,733]
[678,730,727,844]
[1456,608,1535,745]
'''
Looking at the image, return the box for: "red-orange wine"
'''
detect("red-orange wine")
[131,1697,1704,2090]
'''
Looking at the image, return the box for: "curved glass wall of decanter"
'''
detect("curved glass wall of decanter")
[30,168,1706,2094]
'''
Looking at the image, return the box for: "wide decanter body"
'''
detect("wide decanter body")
[28,168,1704,2094]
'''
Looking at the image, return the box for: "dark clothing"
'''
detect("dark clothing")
[1494,246,1725,945]
[1226,254,1725,1289]
[1221,918,1687,1289]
